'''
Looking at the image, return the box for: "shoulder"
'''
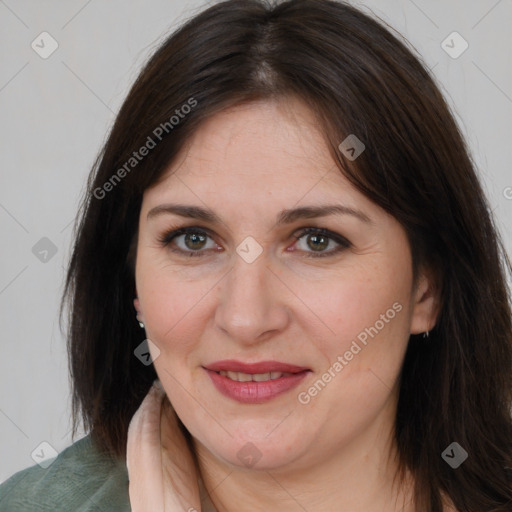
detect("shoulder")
[0,434,130,512]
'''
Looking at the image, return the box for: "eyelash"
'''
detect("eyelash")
[157,226,351,258]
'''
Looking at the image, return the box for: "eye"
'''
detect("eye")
[158,227,221,257]
[291,227,351,258]
[158,226,351,258]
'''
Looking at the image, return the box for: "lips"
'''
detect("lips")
[204,360,311,404]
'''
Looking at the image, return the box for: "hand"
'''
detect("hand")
[127,381,202,512]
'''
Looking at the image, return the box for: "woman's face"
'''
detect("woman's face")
[134,98,436,472]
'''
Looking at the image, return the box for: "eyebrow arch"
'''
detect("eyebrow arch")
[147,203,372,226]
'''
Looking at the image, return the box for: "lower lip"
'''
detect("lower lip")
[205,369,310,404]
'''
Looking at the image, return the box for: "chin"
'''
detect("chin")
[194,419,313,471]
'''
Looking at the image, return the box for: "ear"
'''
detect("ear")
[410,266,441,335]
[134,296,143,321]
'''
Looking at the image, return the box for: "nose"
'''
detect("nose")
[214,249,290,345]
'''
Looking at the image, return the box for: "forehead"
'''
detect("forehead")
[142,98,375,215]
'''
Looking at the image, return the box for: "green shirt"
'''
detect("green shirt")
[0,435,131,511]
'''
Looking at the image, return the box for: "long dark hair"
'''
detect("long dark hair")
[61,0,512,510]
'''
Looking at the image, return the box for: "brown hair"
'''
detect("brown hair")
[61,1,512,510]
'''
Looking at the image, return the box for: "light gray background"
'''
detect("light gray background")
[1,0,511,482]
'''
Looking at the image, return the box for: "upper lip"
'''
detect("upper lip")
[204,360,310,374]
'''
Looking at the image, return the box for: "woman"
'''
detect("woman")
[1,0,511,510]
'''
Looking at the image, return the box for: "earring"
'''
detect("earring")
[136,316,145,329]
[423,330,429,339]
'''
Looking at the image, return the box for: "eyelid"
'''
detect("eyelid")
[293,227,351,247]
[157,225,215,246]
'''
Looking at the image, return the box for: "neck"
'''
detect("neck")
[194,413,415,512]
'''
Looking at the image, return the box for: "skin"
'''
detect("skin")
[133,97,441,511]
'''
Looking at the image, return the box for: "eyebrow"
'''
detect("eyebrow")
[147,203,372,226]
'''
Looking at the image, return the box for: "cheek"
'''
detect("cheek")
[292,260,413,414]
[136,259,217,354]
[293,264,412,450]
[296,258,412,352]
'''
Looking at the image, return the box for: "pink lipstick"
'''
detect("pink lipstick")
[204,360,311,404]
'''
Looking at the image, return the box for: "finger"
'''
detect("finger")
[127,381,166,512]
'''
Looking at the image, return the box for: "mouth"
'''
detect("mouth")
[203,360,311,404]
[217,370,295,382]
